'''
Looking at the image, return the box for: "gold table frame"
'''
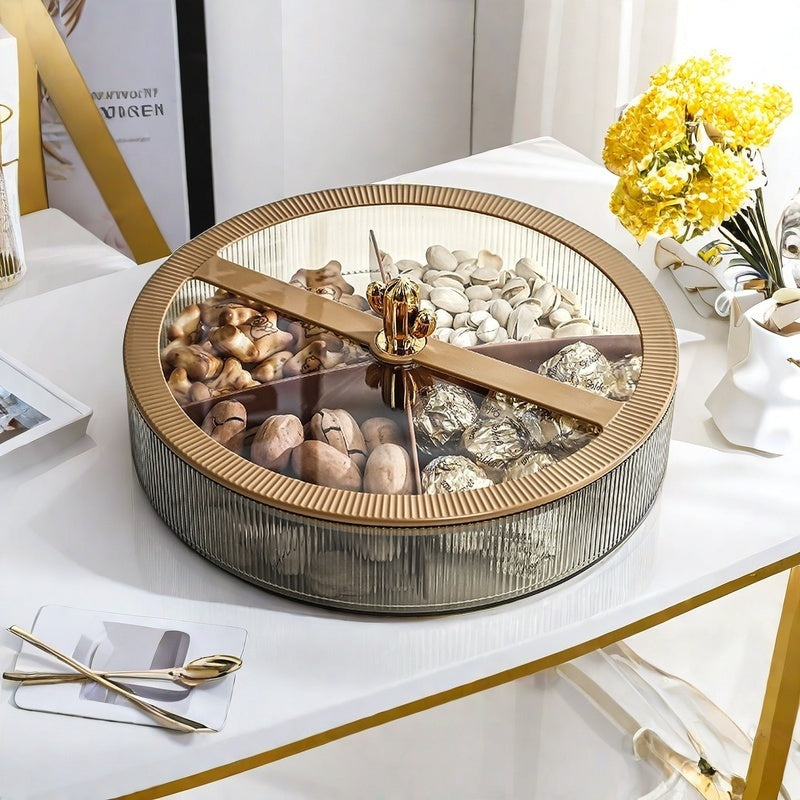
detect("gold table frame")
[106,559,800,800]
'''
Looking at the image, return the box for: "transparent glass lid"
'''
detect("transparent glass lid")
[158,208,644,496]
[161,265,641,494]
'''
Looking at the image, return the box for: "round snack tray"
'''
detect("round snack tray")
[124,184,677,614]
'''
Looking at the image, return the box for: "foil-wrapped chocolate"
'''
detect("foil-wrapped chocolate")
[606,353,642,401]
[537,341,615,397]
[479,391,595,459]
[504,450,555,481]
[461,415,528,475]
[530,409,594,454]
[421,455,493,494]
[413,382,479,455]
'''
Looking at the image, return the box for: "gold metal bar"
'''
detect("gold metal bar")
[0,0,48,213]
[197,256,622,429]
[18,0,169,262]
[196,254,382,346]
[742,567,800,800]
[415,340,621,428]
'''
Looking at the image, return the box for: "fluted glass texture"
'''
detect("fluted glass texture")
[129,395,672,614]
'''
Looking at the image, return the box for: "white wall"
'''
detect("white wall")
[471,0,525,153]
[205,0,475,222]
[673,0,800,227]
[512,0,676,164]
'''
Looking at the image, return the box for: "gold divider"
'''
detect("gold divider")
[196,255,621,429]
[125,184,678,526]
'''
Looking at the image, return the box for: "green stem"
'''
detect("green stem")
[718,228,767,279]
[720,191,783,296]
[754,188,784,290]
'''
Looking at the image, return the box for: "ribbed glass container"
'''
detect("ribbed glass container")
[125,185,677,614]
[129,392,671,613]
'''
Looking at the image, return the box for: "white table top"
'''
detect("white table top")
[0,208,134,310]
[1,138,797,800]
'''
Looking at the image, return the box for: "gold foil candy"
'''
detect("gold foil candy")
[412,382,479,455]
[477,390,594,460]
[421,455,494,494]
[537,341,614,397]
[504,450,555,481]
[607,353,642,401]
[461,415,529,474]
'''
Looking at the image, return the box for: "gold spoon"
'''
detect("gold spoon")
[4,654,242,687]
[7,626,214,733]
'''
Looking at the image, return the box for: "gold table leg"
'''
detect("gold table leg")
[744,566,800,799]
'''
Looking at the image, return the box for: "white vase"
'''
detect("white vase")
[706,298,800,454]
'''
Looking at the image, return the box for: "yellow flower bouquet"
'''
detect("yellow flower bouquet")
[603,52,792,296]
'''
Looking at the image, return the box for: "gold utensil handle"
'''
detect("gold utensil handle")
[4,669,178,684]
[7,626,215,733]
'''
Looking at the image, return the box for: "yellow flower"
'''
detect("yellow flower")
[603,51,791,243]
[603,86,686,176]
[707,85,793,148]
[684,145,756,229]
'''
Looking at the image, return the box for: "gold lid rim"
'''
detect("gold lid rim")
[124,184,677,527]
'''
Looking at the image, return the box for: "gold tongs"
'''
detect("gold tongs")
[7,626,216,733]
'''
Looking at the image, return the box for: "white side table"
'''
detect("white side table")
[0,207,134,307]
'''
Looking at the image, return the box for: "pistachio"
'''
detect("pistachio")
[429,287,469,314]
[554,318,594,337]
[400,267,424,282]
[477,249,502,271]
[431,327,453,342]
[468,310,491,328]
[426,244,458,272]
[468,299,489,313]
[453,312,470,329]
[528,326,553,339]
[470,267,501,287]
[434,308,454,328]
[533,282,561,314]
[420,299,436,313]
[501,277,530,304]
[477,317,500,342]
[549,307,572,327]
[465,284,493,301]
[433,275,466,291]
[451,327,478,347]
[515,257,547,282]
[456,263,478,282]
[395,259,422,272]
[489,298,512,327]
[507,305,540,340]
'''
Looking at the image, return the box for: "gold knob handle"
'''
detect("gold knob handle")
[366,276,436,361]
